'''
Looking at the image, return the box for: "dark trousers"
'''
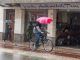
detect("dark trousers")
[35,32,42,48]
[4,32,11,41]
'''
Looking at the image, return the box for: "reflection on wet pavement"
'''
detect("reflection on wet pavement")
[0,52,45,60]
[0,52,13,60]
[0,48,80,60]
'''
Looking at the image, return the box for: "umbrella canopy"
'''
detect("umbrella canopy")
[36,17,52,24]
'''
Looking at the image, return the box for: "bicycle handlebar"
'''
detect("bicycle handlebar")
[43,31,50,34]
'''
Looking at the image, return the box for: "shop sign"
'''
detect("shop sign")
[21,2,80,9]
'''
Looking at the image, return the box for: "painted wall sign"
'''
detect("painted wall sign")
[21,2,80,9]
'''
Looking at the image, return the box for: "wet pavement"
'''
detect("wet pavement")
[0,41,80,60]
[0,48,79,60]
[0,51,45,60]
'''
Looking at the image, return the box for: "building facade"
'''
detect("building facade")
[0,0,80,46]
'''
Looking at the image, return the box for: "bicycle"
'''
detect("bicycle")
[29,32,53,52]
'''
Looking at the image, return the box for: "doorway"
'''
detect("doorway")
[5,9,15,42]
[56,11,80,47]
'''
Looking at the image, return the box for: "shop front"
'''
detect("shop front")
[21,2,80,47]
[56,10,80,47]
[12,8,56,44]
[1,2,80,47]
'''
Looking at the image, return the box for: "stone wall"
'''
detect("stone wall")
[0,32,3,40]
[14,34,24,43]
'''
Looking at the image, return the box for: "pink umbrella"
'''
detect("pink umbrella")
[36,17,52,24]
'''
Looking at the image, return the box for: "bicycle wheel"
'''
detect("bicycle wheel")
[43,39,53,52]
[29,36,36,50]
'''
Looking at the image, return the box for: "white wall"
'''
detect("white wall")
[47,10,57,37]
[0,7,4,32]
[14,9,25,34]
[14,9,21,34]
